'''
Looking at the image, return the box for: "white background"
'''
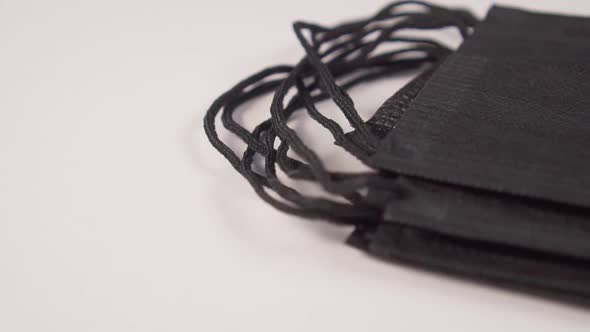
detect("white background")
[1,0,590,331]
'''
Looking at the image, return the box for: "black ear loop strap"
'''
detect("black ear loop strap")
[204,1,478,224]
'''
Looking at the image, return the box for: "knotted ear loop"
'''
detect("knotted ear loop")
[204,1,478,224]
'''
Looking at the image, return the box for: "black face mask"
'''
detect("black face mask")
[204,1,590,306]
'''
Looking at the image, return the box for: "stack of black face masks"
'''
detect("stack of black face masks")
[204,1,590,305]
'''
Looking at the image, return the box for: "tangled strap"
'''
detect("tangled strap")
[204,1,478,225]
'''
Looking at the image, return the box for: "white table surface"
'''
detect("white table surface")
[2,0,590,331]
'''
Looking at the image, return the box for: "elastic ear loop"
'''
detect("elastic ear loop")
[267,24,420,194]
[256,62,441,222]
[240,77,379,221]
[272,6,478,190]
[234,14,464,214]
[290,1,477,139]
[246,61,427,220]
[203,65,373,220]
[220,11,446,178]
[205,66,323,217]
[205,1,478,222]
[289,11,448,148]
[208,58,435,222]
[268,10,472,196]
[267,57,435,197]
[274,27,452,178]
[209,63,406,221]
[274,57,434,180]
[304,1,440,47]
[219,2,457,183]
[291,10,475,138]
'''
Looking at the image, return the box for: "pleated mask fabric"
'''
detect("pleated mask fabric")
[371,6,590,208]
[346,5,590,304]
